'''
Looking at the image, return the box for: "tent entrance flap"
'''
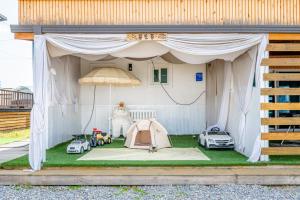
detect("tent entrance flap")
[134,121,153,146]
[134,130,152,146]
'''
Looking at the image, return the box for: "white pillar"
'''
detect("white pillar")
[108,84,112,135]
[260,38,269,162]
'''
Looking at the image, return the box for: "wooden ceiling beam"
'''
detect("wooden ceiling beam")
[269,34,300,41]
[14,32,34,40]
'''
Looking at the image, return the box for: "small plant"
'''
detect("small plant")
[67,185,82,190]
[14,184,33,190]
[115,186,130,196]
[131,186,147,196]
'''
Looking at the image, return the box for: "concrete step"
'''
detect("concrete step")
[1,166,300,185]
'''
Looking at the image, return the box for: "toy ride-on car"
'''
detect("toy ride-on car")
[67,134,91,154]
[90,128,112,147]
[198,127,234,149]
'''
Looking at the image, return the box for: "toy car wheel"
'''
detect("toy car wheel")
[108,138,112,144]
[98,140,104,146]
[101,140,105,146]
[80,147,84,153]
[90,140,95,147]
[204,141,208,149]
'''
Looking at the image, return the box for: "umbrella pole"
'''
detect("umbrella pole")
[109,84,112,135]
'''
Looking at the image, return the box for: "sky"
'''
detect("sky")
[0,0,32,89]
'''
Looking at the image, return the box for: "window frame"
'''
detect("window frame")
[149,63,172,86]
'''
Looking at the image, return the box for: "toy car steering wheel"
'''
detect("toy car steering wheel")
[211,127,220,132]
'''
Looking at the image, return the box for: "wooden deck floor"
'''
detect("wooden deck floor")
[1,166,300,185]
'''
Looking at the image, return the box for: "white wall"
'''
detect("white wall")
[80,58,206,134]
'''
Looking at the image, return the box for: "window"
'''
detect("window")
[152,68,168,84]
[160,68,168,83]
[153,69,159,83]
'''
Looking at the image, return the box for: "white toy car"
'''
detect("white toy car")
[67,135,91,154]
[198,128,234,149]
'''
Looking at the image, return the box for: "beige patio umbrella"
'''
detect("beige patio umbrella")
[79,67,141,135]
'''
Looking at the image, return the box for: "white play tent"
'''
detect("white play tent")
[30,34,267,170]
[125,119,172,149]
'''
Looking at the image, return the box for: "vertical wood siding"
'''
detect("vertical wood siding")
[19,0,300,25]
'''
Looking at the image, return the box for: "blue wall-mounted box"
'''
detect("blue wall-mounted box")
[195,72,203,82]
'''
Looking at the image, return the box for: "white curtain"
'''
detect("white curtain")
[30,33,266,170]
[231,47,257,153]
[205,38,267,162]
[206,61,232,131]
[248,35,268,162]
[48,56,80,114]
[30,36,48,170]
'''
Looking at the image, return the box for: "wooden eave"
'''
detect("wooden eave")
[10,25,300,41]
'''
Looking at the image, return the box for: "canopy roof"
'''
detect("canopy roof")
[46,34,264,64]
[78,67,141,86]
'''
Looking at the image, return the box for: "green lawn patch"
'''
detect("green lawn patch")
[0,129,29,145]
[1,135,300,169]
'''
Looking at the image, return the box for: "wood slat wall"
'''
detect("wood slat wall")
[261,58,300,66]
[261,103,300,110]
[263,73,300,81]
[262,147,300,155]
[261,117,300,125]
[260,33,300,156]
[261,132,300,140]
[0,112,30,131]
[261,88,300,95]
[18,0,300,25]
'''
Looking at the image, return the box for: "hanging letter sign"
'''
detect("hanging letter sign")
[127,33,167,41]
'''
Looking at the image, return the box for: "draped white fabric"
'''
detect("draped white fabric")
[230,47,258,155]
[45,34,264,64]
[206,61,232,131]
[30,33,267,170]
[248,36,268,162]
[205,36,268,162]
[30,36,49,170]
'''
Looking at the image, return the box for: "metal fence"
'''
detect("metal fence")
[0,89,33,110]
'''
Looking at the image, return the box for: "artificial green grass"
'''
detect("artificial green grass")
[0,129,29,145]
[1,135,300,169]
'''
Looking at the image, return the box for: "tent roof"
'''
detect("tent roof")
[78,67,141,86]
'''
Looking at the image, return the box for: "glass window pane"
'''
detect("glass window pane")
[153,69,159,82]
[160,68,168,83]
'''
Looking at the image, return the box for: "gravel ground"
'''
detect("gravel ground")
[0,185,298,200]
